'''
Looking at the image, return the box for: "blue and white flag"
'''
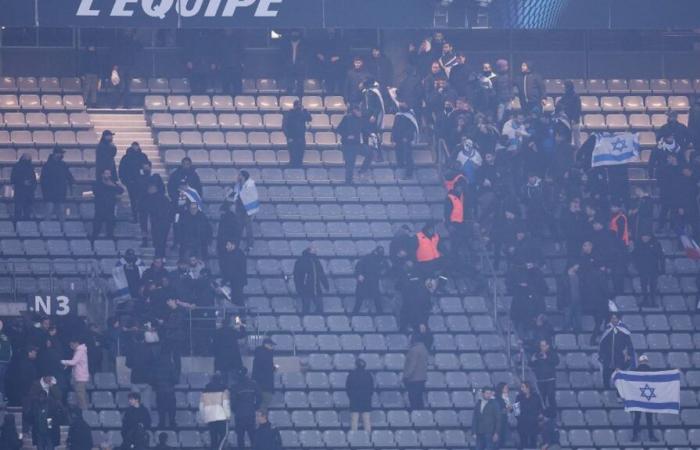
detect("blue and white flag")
[613,369,681,414]
[591,132,640,167]
[180,185,203,210]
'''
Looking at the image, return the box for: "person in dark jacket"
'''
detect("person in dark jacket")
[219,240,247,306]
[143,181,173,257]
[314,29,349,95]
[91,168,124,241]
[125,333,152,386]
[492,59,513,123]
[167,157,202,207]
[281,30,307,96]
[368,46,394,92]
[515,381,542,449]
[95,130,118,180]
[24,375,64,450]
[630,354,658,442]
[177,201,212,258]
[392,105,420,178]
[345,56,371,104]
[282,99,311,167]
[254,410,283,450]
[151,353,177,428]
[217,202,242,256]
[66,408,93,450]
[231,368,262,450]
[353,246,389,314]
[656,110,692,150]
[529,339,559,410]
[493,383,513,448]
[121,392,151,450]
[118,142,151,222]
[6,345,38,407]
[161,299,189,380]
[556,80,582,146]
[472,386,501,450]
[517,61,546,114]
[251,338,275,411]
[41,147,74,226]
[0,414,22,450]
[212,316,247,384]
[11,153,37,220]
[632,233,664,307]
[346,358,374,432]
[337,104,371,184]
[598,313,635,388]
[293,246,329,314]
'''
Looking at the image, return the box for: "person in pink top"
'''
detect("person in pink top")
[61,337,90,410]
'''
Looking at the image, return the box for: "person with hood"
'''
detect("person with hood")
[143,181,173,257]
[40,147,74,227]
[24,374,64,450]
[0,414,22,450]
[227,170,259,251]
[293,245,329,314]
[517,61,546,114]
[632,232,664,307]
[11,153,37,220]
[199,373,231,450]
[212,315,247,384]
[598,313,635,388]
[493,59,513,123]
[392,104,420,178]
[60,337,89,410]
[95,130,118,180]
[253,410,283,450]
[252,338,276,411]
[91,168,124,241]
[346,358,374,432]
[121,392,151,450]
[345,56,371,104]
[220,240,248,306]
[403,333,429,410]
[177,201,212,258]
[656,109,692,150]
[353,246,389,314]
[118,142,151,221]
[231,368,262,449]
[66,408,93,450]
[337,104,371,184]
[555,80,582,147]
[630,354,658,442]
[167,157,202,207]
[282,99,312,167]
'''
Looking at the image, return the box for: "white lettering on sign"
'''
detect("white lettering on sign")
[76,0,284,18]
[33,295,72,316]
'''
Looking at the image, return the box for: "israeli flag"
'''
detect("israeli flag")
[181,185,203,210]
[613,369,681,414]
[591,132,640,167]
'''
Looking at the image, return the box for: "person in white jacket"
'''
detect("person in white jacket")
[61,338,90,410]
[199,374,231,450]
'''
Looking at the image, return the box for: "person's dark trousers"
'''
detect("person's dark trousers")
[639,274,658,306]
[302,294,323,314]
[152,225,169,258]
[235,415,256,449]
[406,381,425,410]
[35,433,55,450]
[537,380,557,409]
[602,366,615,389]
[343,144,371,184]
[164,341,183,380]
[92,216,116,240]
[353,281,382,314]
[222,67,242,95]
[632,411,655,440]
[517,427,537,448]
[475,433,498,450]
[156,392,176,428]
[0,361,7,401]
[208,420,228,450]
[396,141,414,176]
[286,64,305,97]
[124,183,139,221]
[289,139,306,167]
[240,214,254,250]
[14,189,33,220]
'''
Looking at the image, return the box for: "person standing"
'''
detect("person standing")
[0,414,22,450]
[630,354,658,442]
[66,408,93,450]
[118,142,151,222]
[60,338,89,411]
[228,170,259,251]
[24,374,64,450]
[493,59,513,123]
[555,80,582,147]
[282,99,311,168]
[0,319,12,403]
[11,153,37,220]
[529,339,559,410]
[337,104,371,184]
[517,61,546,114]
[199,373,231,450]
[293,246,329,314]
[151,353,177,428]
[95,130,118,180]
[161,299,189,380]
[91,168,124,241]
[252,338,276,412]
[80,45,100,108]
[598,313,635,389]
[41,147,74,227]
[6,345,38,407]
[403,334,428,410]
[346,358,374,432]
[212,316,247,385]
[315,29,348,95]
[515,382,542,449]
[253,410,283,450]
[632,232,664,307]
[177,201,212,258]
[167,157,202,207]
[281,30,306,96]
[121,392,151,450]
[472,386,500,450]
[219,239,248,306]
[392,105,420,178]
[345,56,371,104]
[353,246,389,314]
[231,368,262,450]
[143,181,173,257]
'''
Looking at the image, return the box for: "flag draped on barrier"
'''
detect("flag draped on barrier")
[591,132,640,167]
[613,369,681,414]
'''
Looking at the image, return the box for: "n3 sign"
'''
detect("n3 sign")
[32,295,72,316]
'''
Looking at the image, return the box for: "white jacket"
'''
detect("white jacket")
[199,390,231,423]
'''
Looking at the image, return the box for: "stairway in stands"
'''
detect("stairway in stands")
[89,110,166,178]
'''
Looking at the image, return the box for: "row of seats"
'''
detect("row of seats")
[545,78,700,95]
[0,147,96,164]
[0,76,83,94]
[579,94,689,112]
[145,94,347,113]
[0,112,92,130]
[0,94,86,111]
[0,130,98,148]
[150,112,394,131]
[582,114,688,132]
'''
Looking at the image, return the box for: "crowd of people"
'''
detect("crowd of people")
[4,28,700,450]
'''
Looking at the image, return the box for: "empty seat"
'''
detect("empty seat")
[324,96,346,112]
[545,78,564,94]
[623,95,645,112]
[173,113,196,129]
[190,95,213,111]
[671,78,693,94]
[583,114,606,130]
[302,96,324,112]
[256,78,279,94]
[18,77,39,93]
[600,96,623,112]
[63,95,85,110]
[60,77,82,93]
[257,95,280,112]
[219,113,241,129]
[606,114,628,130]
[46,112,69,128]
[607,78,629,93]
[629,79,650,93]
[0,95,19,109]
[645,95,668,112]
[580,96,601,112]
[650,78,671,93]
[42,95,64,110]
[147,77,169,94]
[586,79,608,94]
[168,95,190,111]
[212,95,234,111]
[235,96,257,112]
[151,112,175,129]
[0,77,17,93]
[629,114,652,130]
[668,95,689,111]
[20,94,42,110]
[241,113,264,129]
[144,95,167,111]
